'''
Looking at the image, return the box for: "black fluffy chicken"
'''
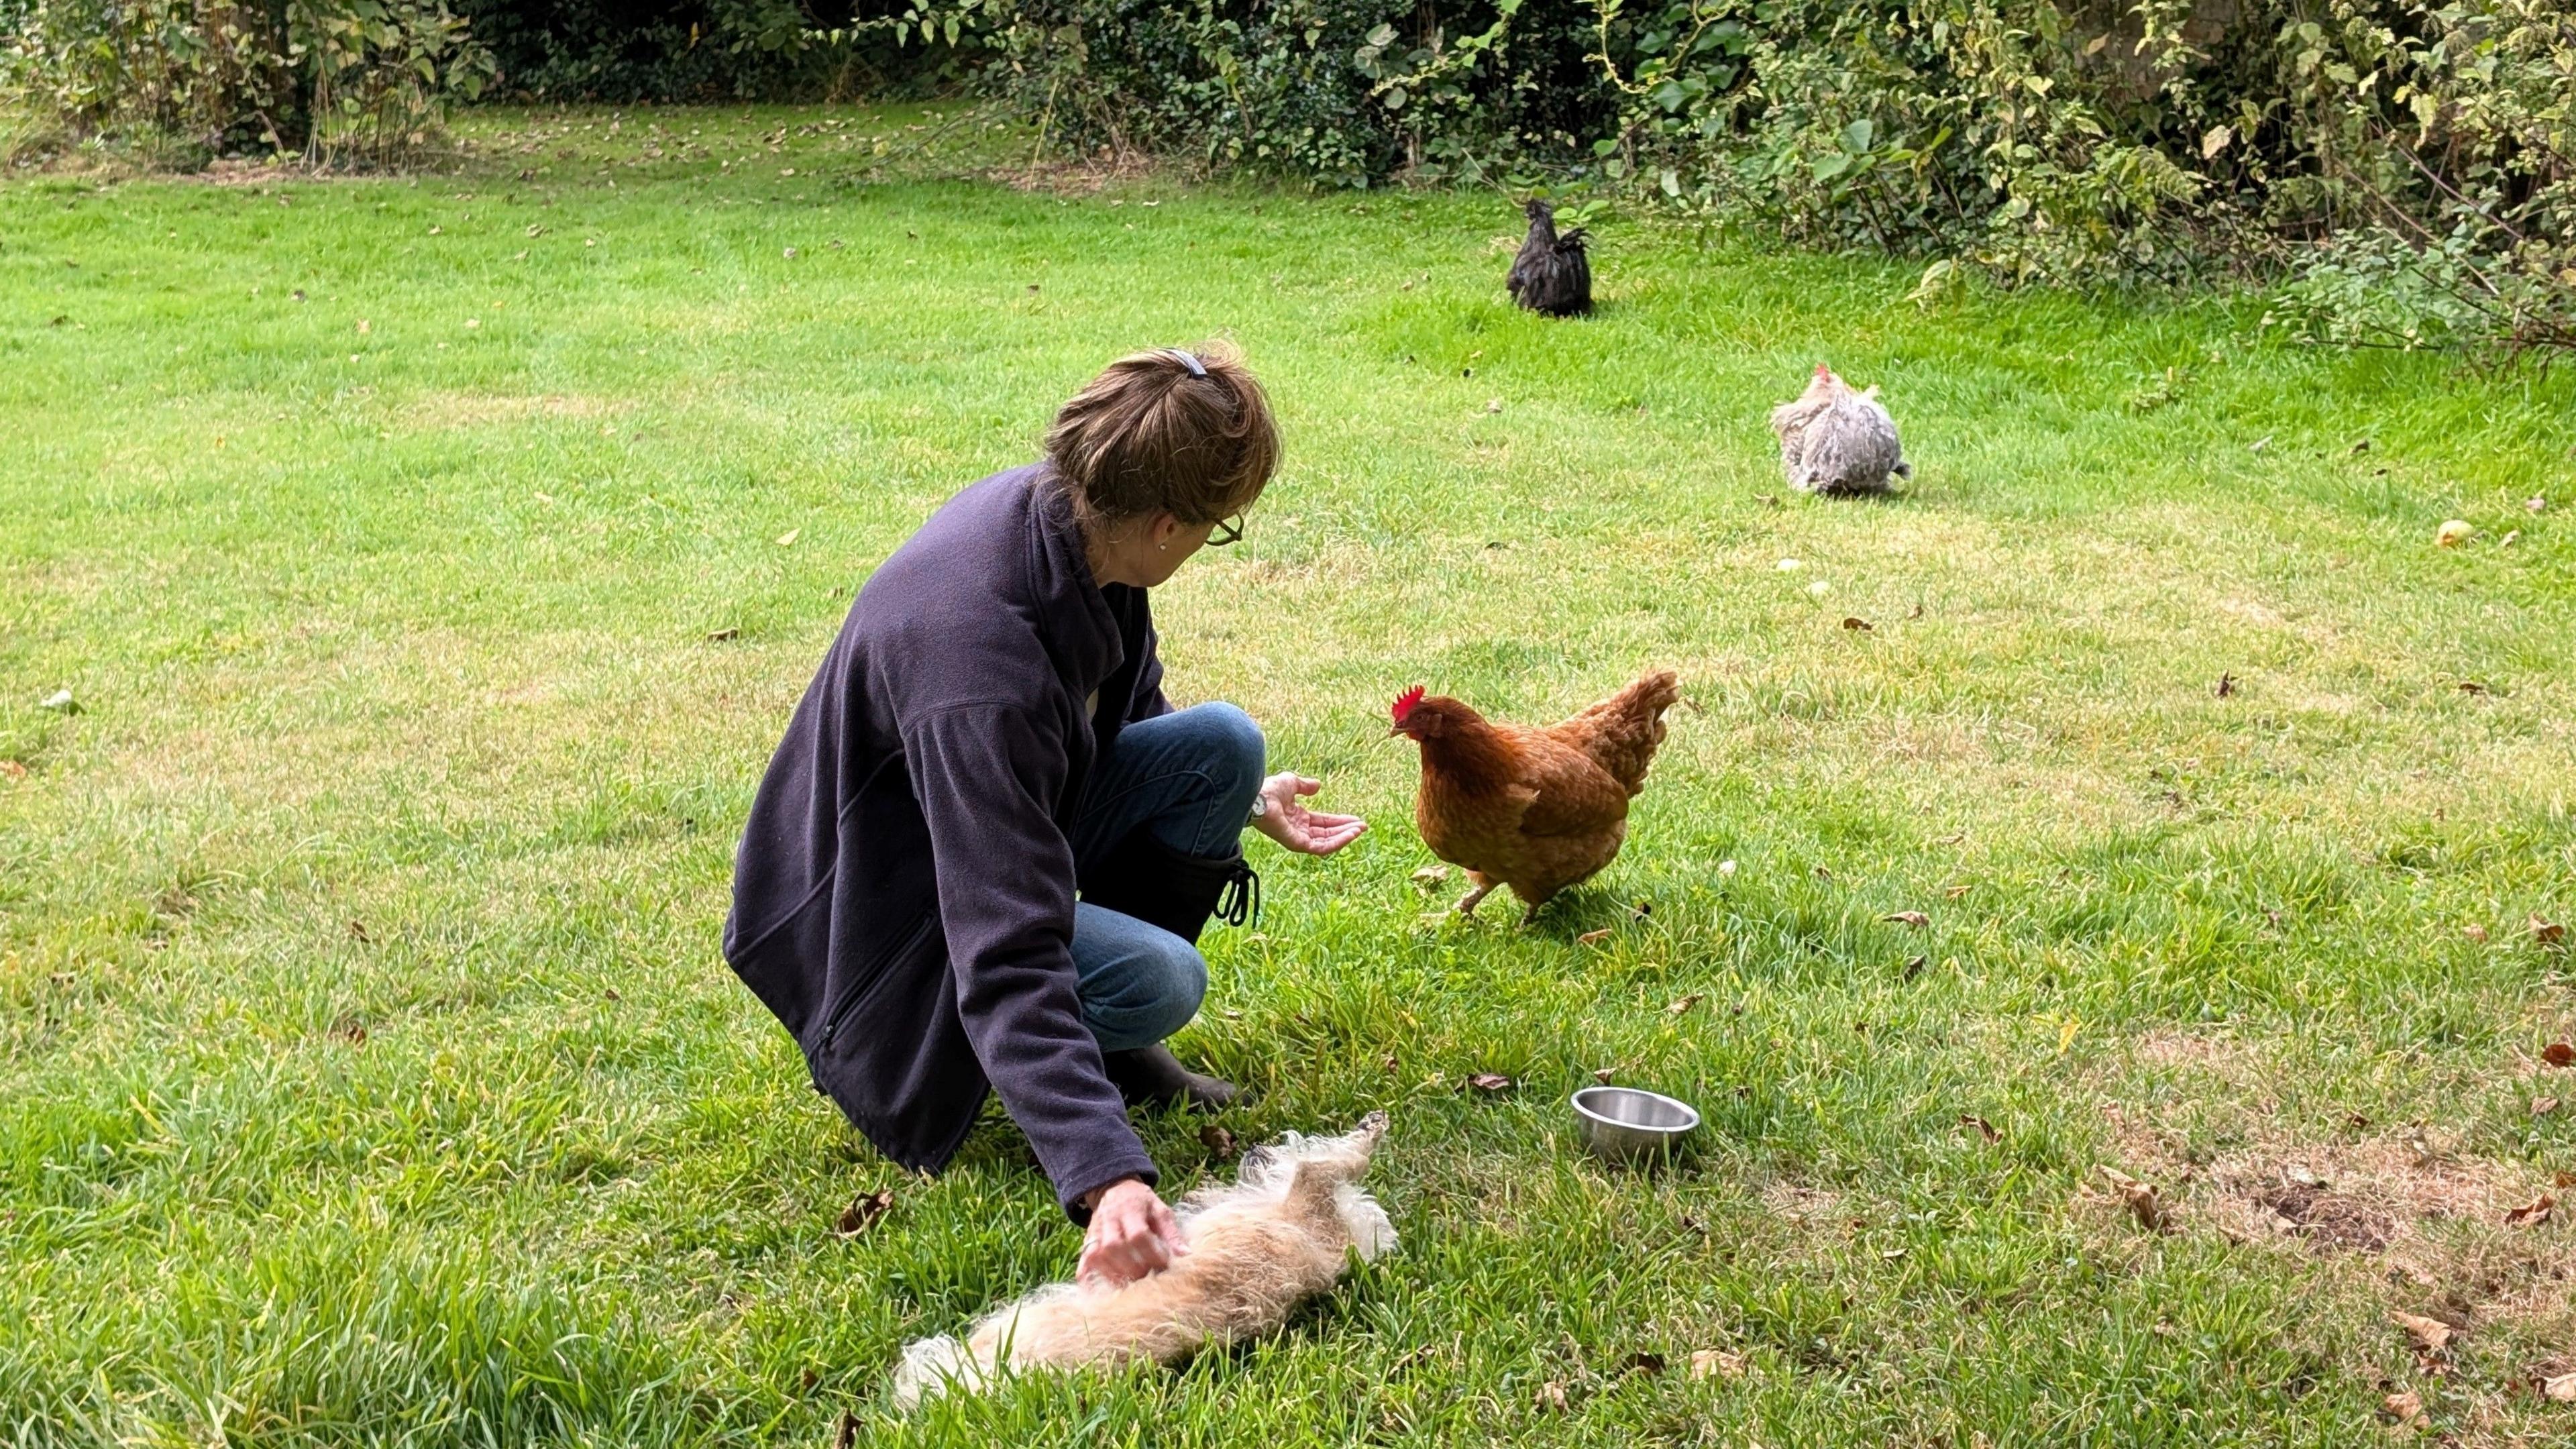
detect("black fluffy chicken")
[1505,199,1592,317]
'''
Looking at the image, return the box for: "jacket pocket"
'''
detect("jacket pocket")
[818,910,936,1053]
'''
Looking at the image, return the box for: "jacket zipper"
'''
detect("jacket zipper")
[820,911,936,1050]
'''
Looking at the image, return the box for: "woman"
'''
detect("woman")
[724,345,1364,1287]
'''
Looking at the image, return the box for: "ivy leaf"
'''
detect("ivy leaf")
[1811,152,1851,181]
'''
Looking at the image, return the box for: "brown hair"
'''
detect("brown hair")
[1043,343,1280,529]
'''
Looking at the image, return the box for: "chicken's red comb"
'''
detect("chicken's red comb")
[1814,362,1833,379]
[1391,686,1426,722]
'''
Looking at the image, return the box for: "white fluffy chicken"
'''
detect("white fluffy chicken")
[1770,364,1911,496]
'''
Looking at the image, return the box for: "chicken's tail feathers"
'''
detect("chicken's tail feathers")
[893,1335,983,1409]
[1627,667,1682,715]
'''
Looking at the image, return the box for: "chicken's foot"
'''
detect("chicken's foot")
[1454,881,1495,917]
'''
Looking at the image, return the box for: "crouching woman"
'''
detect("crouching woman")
[724,345,1364,1286]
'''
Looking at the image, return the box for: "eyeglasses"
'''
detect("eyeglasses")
[1204,514,1246,548]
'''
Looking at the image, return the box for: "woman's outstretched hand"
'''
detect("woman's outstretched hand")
[1250,773,1368,857]
[1077,1178,1186,1288]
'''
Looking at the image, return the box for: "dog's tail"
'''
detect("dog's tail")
[892,1334,983,1409]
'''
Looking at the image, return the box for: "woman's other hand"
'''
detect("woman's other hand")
[1077,1179,1187,1287]
[1250,773,1367,857]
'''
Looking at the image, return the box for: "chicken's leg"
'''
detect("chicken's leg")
[1454,873,1497,917]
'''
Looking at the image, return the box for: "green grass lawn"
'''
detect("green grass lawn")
[5,103,2576,1447]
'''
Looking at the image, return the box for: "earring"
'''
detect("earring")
[1159,543,1169,551]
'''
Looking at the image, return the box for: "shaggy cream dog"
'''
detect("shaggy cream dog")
[894,1112,1395,1406]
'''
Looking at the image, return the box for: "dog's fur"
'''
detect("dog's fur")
[893,1113,1395,1407]
[1770,364,1911,495]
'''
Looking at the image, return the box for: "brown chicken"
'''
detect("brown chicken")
[1390,669,1681,923]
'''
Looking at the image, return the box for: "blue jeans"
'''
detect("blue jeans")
[1068,702,1266,1052]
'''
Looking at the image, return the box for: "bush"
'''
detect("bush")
[448,0,951,102]
[5,0,496,165]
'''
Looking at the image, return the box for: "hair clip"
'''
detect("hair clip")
[1165,348,1208,379]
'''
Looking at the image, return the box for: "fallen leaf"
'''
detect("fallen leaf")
[1717,859,1737,879]
[1882,911,1929,928]
[356,318,370,334]
[705,627,741,641]
[2382,1388,2426,1427]
[2392,1311,2455,1354]
[1841,616,1874,632]
[1484,398,1501,413]
[2098,1165,2169,1232]
[2529,496,2548,514]
[2506,1193,2555,1228]
[1960,1113,2000,1143]
[1578,928,1613,946]
[2248,435,2271,453]
[1199,1123,1236,1159]
[2545,1042,2575,1067]
[347,918,370,943]
[2436,519,2474,547]
[1945,883,1972,900]
[2534,1097,2559,1117]
[2544,1371,2576,1402]
[1813,865,1833,881]
[427,224,443,235]
[2216,672,2236,698]
[2534,915,2567,946]
[0,761,25,780]
[1902,954,1927,981]
[1622,1350,1666,1375]
[2557,1170,2576,1189]
[835,1410,859,1449]
[332,1019,367,1044]
[834,1188,894,1236]
[1667,993,1703,1015]
[1411,863,1450,886]
[1592,1067,1615,1084]
[784,247,798,259]
[2463,923,2489,942]
[2457,681,2487,696]
[1755,493,1780,506]
[1467,1073,1514,1094]
[1536,1380,1567,1412]
[1689,1348,1747,1380]
[290,288,306,302]
[2500,530,2520,547]
[527,224,546,237]
[775,528,800,547]
[38,689,79,714]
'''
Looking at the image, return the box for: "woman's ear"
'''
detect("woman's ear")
[1148,512,1185,551]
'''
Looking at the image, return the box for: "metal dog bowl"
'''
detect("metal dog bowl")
[1571,1086,1701,1163]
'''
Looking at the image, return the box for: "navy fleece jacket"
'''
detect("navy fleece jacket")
[723,464,1169,1220]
